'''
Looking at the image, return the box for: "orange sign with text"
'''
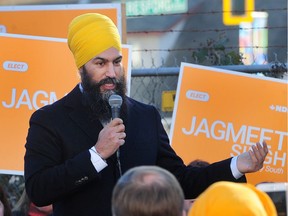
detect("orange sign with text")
[0,4,122,38]
[170,63,287,184]
[0,34,132,174]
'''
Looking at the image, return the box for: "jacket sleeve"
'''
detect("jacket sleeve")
[24,108,99,206]
[154,107,246,199]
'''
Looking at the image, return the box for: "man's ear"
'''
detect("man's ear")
[78,66,84,79]
[79,66,83,74]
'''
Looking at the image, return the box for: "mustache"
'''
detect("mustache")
[98,77,118,86]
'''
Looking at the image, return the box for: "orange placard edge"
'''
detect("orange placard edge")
[0,3,123,37]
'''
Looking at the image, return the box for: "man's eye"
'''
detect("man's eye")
[96,61,105,66]
[114,59,122,65]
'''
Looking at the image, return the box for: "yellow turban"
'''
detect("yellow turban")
[67,13,121,69]
[188,181,277,216]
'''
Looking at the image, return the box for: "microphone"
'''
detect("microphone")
[108,94,123,176]
[108,94,123,119]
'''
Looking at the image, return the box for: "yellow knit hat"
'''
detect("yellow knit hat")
[67,13,121,69]
[188,181,277,216]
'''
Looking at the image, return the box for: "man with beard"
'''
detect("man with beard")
[24,13,268,216]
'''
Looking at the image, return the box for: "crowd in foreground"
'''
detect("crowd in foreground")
[0,165,279,216]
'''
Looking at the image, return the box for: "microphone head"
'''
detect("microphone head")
[108,94,123,108]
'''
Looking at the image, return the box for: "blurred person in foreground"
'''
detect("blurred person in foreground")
[112,165,186,216]
[24,12,269,216]
[188,181,277,216]
[12,189,52,216]
[188,159,210,168]
[0,185,12,216]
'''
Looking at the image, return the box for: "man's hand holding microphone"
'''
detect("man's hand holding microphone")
[94,94,125,160]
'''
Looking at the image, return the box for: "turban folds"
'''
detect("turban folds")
[67,13,121,69]
[188,181,277,216]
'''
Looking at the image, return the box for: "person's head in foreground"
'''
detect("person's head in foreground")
[68,12,126,122]
[112,166,186,216]
[188,181,277,216]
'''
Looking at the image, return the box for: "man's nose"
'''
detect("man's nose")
[105,62,116,78]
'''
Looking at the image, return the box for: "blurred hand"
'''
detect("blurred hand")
[237,141,268,173]
[35,204,53,214]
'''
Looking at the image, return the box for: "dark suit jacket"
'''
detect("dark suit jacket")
[24,85,246,216]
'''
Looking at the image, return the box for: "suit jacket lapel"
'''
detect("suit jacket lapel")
[64,85,103,142]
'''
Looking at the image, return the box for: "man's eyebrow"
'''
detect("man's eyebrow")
[92,55,122,62]
[114,56,123,62]
[93,57,106,62]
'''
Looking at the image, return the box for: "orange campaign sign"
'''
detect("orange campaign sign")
[0,34,132,174]
[0,4,122,38]
[170,63,287,184]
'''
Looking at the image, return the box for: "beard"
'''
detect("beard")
[80,66,127,122]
